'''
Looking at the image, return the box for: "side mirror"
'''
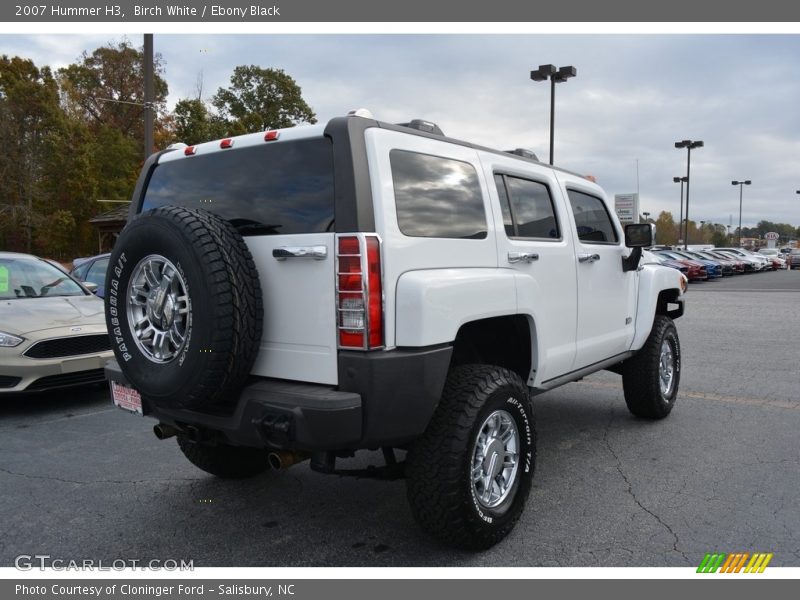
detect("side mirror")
[622,223,655,272]
[625,223,655,248]
[83,282,99,294]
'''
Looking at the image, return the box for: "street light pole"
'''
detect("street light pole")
[732,180,752,248]
[673,176,687,244]
[531,64,576,165]
[675,140,703,250]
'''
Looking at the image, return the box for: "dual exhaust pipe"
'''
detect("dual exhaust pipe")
[153,422,309,470]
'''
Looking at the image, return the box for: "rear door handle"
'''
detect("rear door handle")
[272,246,328,260]
[578,253,601,264]
[508,252,539,264]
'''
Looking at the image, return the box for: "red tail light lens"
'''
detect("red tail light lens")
[365,237,383,348]
[337,236,364,348]
[336,235,383,350]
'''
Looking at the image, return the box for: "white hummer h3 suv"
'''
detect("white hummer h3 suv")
[105,110,687,549]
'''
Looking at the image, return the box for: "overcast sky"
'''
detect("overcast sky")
[2,34,798,229]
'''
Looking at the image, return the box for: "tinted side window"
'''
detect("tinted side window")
[567,190,619,244]
[496,174,559,239]
[142,138,335,235]
[391,150,487,239]
[71,262,90,280]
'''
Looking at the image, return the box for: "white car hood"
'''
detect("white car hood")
[0,294,106,336]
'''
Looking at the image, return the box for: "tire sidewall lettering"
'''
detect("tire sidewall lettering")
[174,260,192,368]
[107,251,133,363]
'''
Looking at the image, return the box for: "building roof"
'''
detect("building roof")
[89,204,130,224]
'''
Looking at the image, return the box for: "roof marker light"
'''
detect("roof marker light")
[220,138,233,149]
[264,130,280,141]
[184,146,197,156]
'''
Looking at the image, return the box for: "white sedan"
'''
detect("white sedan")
[0,252,113,393]
[757,248,787,269]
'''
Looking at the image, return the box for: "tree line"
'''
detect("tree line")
[0,41,316,259]
[648,211,800,247]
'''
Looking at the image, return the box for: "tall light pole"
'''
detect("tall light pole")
[673,176,687,244]
[732,180,751,247]
[531,64,577,165]
[643,211,650,222]
[144,33,154,160]
[675,140,703,250]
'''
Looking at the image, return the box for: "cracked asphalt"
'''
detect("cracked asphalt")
[1,270,798,567]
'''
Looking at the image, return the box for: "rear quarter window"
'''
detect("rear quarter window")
[141,137,335,235]
[390,150,487,239]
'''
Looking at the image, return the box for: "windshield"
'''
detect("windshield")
[0,257,86,300]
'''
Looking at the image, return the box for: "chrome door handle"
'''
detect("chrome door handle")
[508,252,539,264]
[272,246,328,260]
[578,253,601,263]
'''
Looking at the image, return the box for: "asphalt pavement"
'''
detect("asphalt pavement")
[1,270,798,567]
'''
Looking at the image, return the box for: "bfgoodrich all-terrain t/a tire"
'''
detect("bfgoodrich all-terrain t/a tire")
[622,315,681,419]
[104,206,263,411]
[406,365,536,550]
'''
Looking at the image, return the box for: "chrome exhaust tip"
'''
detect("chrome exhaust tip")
[268,450,309,470]
[153,423,178,440]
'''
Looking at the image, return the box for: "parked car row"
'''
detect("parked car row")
[648,247,788,281]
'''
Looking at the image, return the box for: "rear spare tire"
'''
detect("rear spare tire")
[104,206,263,410]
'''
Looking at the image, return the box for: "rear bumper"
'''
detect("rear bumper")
[105,344,452,450]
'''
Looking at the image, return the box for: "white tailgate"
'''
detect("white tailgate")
[244,233,338,385]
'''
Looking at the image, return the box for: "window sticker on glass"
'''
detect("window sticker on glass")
[0,266,8,293]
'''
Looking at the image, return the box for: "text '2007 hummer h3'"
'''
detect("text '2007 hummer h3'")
[105,109,687,550]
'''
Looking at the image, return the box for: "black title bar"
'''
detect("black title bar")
[2,0,800,22]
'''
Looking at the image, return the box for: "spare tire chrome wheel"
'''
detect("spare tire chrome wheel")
[471,410,520,510]
[127,255,191,363]
[105,206,263,410]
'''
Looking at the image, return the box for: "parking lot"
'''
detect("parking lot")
[1,270,798,568]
